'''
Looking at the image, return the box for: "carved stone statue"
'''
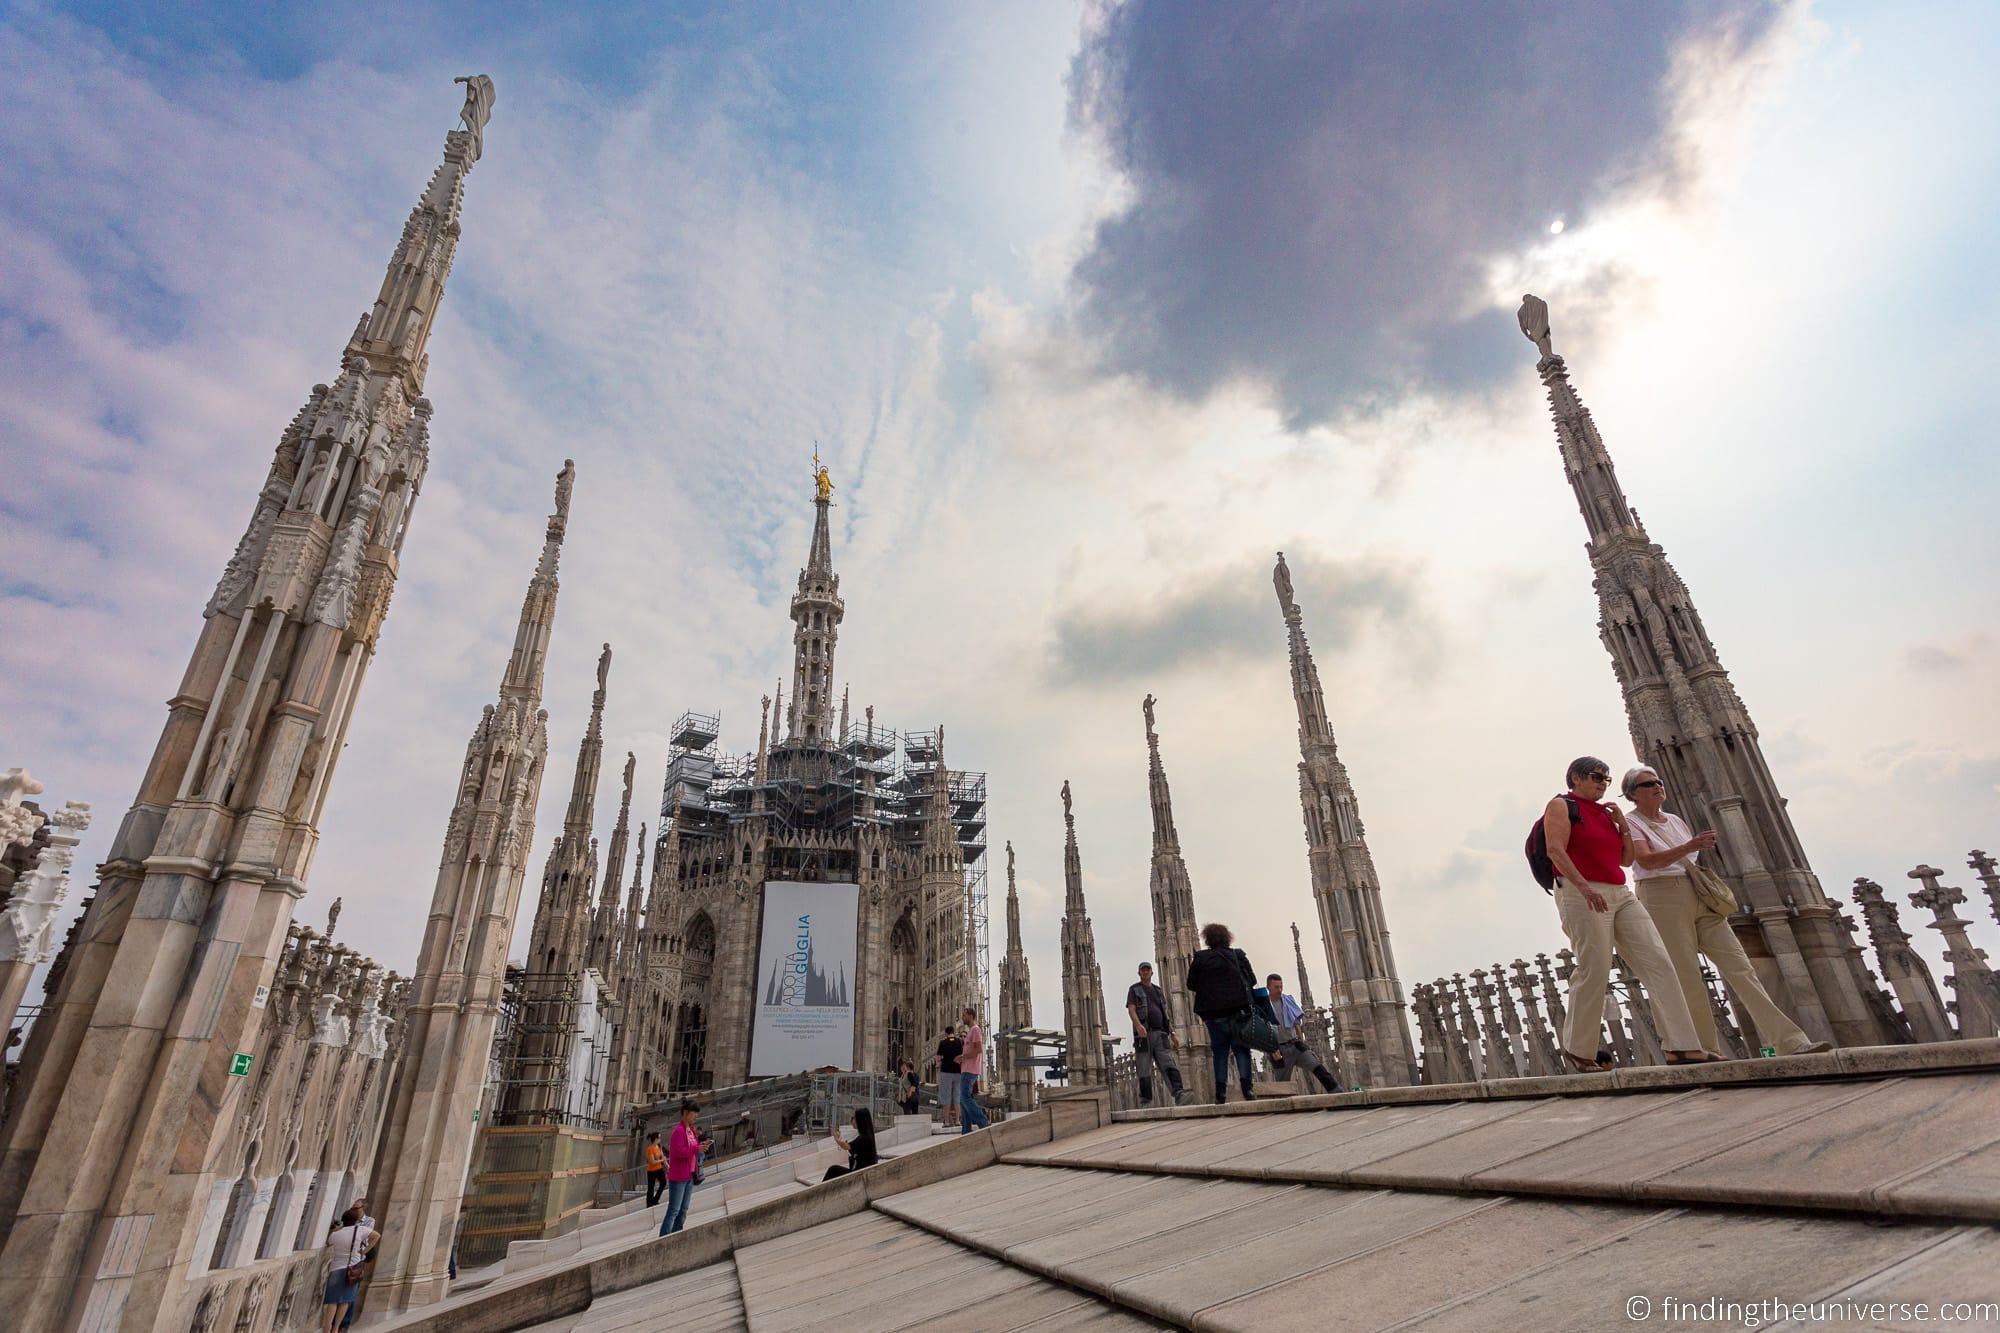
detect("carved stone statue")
[1273,552,1295,613]
[1142,693,1156,735]
[1061,780,1073,821]
[454,75,497,162]
[1517,293,1554,360]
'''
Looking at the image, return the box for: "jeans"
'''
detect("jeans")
[958,1074,991,1133]
[1202,1015,1253,1102]
[659,1178,694,1235]
[646,1168,666,1207]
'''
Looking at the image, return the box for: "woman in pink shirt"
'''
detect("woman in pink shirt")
[658,1100,712,1236]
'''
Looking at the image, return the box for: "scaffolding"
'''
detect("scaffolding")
[651,712,993,1019]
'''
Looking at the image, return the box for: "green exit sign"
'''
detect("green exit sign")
[229,1052,254,1077]
[472,1108,480,1123]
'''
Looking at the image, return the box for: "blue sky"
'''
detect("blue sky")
[3,0,1996,1034]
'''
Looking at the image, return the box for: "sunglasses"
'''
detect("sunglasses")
[1583,771,1611,783]
[1632,780,1663,790]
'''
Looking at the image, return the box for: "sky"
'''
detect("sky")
[4,0,1997,1046]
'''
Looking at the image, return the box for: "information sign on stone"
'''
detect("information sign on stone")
[229,1052,254,1077]
[749,881,859,1076]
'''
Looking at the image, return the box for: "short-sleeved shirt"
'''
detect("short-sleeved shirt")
[936,1037,961,1074]
[1628,809,1698,881]
[645,1142,666,1171]
[1125,981,1169,1032]
[958,1024,985,1076]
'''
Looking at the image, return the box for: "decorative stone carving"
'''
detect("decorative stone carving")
[0,801,93,966]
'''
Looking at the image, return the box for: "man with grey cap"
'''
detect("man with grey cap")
[1125,962,1187,1106]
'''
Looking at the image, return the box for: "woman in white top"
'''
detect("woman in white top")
[321,1215,379,1333]
[1621,765,1830,1058]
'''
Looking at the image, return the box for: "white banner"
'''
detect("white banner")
[749,881,859,1076]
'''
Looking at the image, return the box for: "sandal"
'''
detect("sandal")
[1564,1051,1609,1074]
[1663,1050,1724,1065]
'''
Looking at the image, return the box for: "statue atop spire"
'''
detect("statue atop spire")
[1517,293,1554,362]
[454,74,496,161]
[814,442,835,504]
[1058,781,1107,1087]
[1142,695,1202,1056]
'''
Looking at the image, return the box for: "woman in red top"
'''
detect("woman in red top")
[657,1101,713,1236]
[1544,756,1718,1073]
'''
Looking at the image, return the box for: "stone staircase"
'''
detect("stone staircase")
[381,1044,2000,1332]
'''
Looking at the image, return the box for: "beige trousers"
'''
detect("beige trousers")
[1555,879,1702,1059]
[1637,872,1812,1055]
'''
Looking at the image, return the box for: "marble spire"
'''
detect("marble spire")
[996,841,1036,1110]
[1058,781,1108,1087]
[371,452,567,1312]
[0,78,497,1330]
[1519,294,1891,1048]
[1274,552,1418,1087]
[1142,695,1204,1054]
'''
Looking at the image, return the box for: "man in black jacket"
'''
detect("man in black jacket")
[1185,922,1279,1103]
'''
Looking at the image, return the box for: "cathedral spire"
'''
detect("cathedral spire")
[997,840,1036,1111]
[589,751,636,977]
[502,461,573,700]
[1058,781,1108,1087]
[1274,554,1417,1088]
[788,453,844,741]
[1291,922,1317,1010]
[1142,695,1202,1052]
[565,644,612,837]
[0,77,499,1321]
[1517,294,1890,1048]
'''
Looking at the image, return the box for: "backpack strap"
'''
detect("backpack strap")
[1563,795,1581,823]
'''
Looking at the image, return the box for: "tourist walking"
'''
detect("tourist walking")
[1621,765,1830,1057]
[644,1130,667,1207]
[1264,973,1341,1093]
[1186,923,1281,1103]
[321,1209,379,1333]
[1124,961,1186,1106]
[658,1100,712,1237]
[821,1107,882,1182]
[1540,756,1719,1072]
[956,1007,993,1133]
[935,1027,962,1129]
[897,1058,920,1116]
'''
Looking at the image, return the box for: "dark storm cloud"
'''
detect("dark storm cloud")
[1050,551,1425,684]
[1066,0,1777,427]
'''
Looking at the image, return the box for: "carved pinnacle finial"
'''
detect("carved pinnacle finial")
[1006,840,1016,880]
[596,643,611,694]
[553,459,575,522]
[327,897,343,938]
[1273,552,1297,618]
[452,75,496,162]
[1142,693,1157,743]
[1061,780,1073,825]
[1518,293,1554,361]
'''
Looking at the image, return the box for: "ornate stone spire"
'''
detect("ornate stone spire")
[1142,694,1203,1053]
[599,820,648,1118]
[1291,922,1317,1010]
[1908,866,2000,1039]
[1519,295,1890,1048]
[996,841,1036,1111]
[371,448,566,1311]
[527,647,612,984]
[589,752,637,978]
[1058,781,1108,1087]
[788,452,844,742]
[0,78,496,1326]
[0,801,91,1038]
[1274,551,1417,1088]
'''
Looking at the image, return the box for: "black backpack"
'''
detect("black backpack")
[1524,796,1581,893]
